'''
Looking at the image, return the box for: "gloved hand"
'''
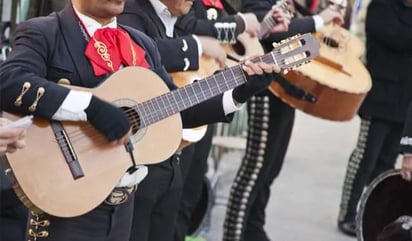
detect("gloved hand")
[85,95,131,142]
[232,61,280,103]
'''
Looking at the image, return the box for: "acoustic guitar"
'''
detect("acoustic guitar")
[169,55,221,149]
[1,33,319,218]
[269,1,371,121]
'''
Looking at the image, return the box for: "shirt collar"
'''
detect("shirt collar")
[73,6,117,37]
[149,0,177,38]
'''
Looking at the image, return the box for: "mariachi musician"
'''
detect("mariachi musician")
[222,1,345,241]
[0,0,280,241]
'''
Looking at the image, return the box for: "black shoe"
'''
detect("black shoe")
[338,221,357,237]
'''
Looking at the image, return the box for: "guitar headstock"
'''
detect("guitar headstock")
[270,33,320,70]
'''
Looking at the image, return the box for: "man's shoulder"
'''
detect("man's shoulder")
[16,14,59,34]
[120,24,157,50]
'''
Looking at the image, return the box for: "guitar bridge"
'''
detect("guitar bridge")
[51,121,84,179]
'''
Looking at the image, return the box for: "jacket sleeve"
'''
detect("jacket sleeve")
[0,20,70,119]
[175,7,245,43]
[262,16,316,45]
[118,13,200,72]
[157,37,199,72]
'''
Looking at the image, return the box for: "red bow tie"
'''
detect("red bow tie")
[85,28,149,76]
[202,0,224,10]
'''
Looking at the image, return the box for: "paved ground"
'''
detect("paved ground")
[200,111,366,241]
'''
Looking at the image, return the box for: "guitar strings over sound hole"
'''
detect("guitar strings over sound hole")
[232,41,246,56]
[322,36,339,48]
[121,107,141,134]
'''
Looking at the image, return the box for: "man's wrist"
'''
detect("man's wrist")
[313,15,324,31]
[223,89,243,115]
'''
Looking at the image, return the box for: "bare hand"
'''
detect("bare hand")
[401,155,412,181]
[197,36,226,69]
[231,59,281,103]
[262,6,291,36]
[318,6,345,25]
[241,13,260,38]
[242,60,280,75]
[0,121,26,155]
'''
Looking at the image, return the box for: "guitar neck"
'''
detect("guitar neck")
[136,53,274,128]
[135,33,319,128]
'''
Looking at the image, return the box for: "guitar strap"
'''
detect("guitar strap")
[274,74,317,103]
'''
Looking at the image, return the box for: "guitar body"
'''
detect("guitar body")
[270,25,371,121]
[315,24,365,58]
[223,33,264,67]
[270,58,371,121]
[2,67,182,217]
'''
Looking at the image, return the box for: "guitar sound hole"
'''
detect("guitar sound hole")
[232,42,246,56]
[322,36,339,48]
[121,107,141,134]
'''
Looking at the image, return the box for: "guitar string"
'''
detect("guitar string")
[61,37,308,144]
[63,69,248,144]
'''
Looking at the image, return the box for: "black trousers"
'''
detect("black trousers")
[1,164,28,241]
[338,116,403,223]
[25,195,135,241]
[174,125,214,241]
[130,156,182,241]
[0,203,27,241]
[223,92,295,241]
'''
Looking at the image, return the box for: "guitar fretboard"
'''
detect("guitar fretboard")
[131,33,318,128]
[136,53,275,128]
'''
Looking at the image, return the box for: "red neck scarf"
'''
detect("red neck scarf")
[85,28,149,76]
[202,0,224,10]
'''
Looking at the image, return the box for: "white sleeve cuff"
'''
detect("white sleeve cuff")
[192,34,203,57]
[52,90,92,121]
[223,89,244,115]
[313,15,325,31]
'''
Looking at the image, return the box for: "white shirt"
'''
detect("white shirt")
[150,0,177,38]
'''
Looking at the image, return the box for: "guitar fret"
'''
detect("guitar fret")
[177,88,187,109]
[204,76,214,97]
[143,103,150,127]
[229,66,243,87]
[188,85,199,104]
[212,75,222,95]
[148,100,157,124]
[193,82,205,103]
[154,98,162,117]
[159,95,170,116]
[221,72,231,91]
